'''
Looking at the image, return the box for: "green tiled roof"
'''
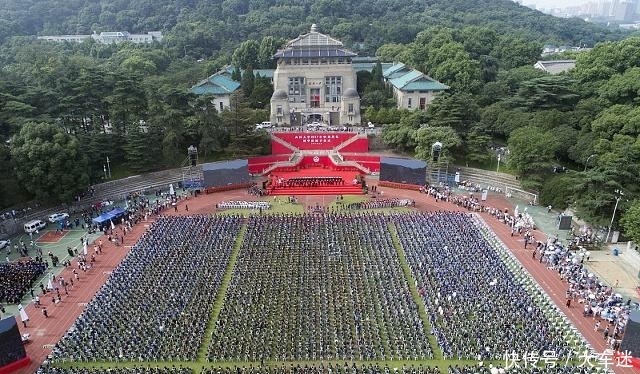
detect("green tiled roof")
[221,65,274,79]
[353,62,394,73]
[383,63,407,78]
[403,80,449,91]
[190,74,240,95]
[389,69,449,92]
[253,69,274,78]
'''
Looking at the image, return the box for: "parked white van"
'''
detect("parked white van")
[24,220,46,234]
[255,121,273,130]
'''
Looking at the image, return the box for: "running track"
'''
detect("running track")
[11,188,638,374]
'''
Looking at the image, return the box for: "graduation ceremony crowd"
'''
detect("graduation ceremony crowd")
[41,206,616,373]
[0,259,46,303]
[345,198,415,210]
[208,213,432,362]
[36,363,599,373]
[395,212,572,360]
[50,215,243,361]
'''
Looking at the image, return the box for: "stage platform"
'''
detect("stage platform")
[268,167,365,196]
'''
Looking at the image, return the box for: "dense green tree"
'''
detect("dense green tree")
[573,37,640,84]
[540,174,577,210]
[491,36,542,69]
[232,39,259,70]
[106,73,148,135]
[250,74,273,109]
[621,200,640,245]
[507,126,558,175]
[257,36,282,69]
[508,75,580,111]
[463,125,492,165]
[375,43,408,62]
[241,66,255,99]
[426,93,480,133]
[413,126,463,163]
[381,124,417,154]
[597,67,640,105]
[10,122,89,203]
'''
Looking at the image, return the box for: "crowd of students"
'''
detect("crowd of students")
[0,259,46,304]
[396,212,574,360]
[50,215,243,362]
[207,213,433,362]
[345,198,414,210]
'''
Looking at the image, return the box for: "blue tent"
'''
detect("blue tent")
[91,207,127,225]
[92,212,113,225]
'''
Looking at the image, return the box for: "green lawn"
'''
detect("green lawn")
[213,198,305,215]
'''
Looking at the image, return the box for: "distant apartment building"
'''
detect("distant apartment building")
[38,31,163,44]
[518,0,639,22]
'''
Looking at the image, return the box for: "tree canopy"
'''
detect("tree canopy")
[0,0,636,233]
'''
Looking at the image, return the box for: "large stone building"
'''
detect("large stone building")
[270,24,361,127]
[190,25,448,121]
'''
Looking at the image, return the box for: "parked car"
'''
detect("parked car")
[48,212,69,223]
[0,240,9,250]
[367,121,375,128]
[24,220,47,234]
[255,121,273,130]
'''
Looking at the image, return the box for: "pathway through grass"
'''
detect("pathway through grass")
[197,223,247,361]
[388,222,443,360]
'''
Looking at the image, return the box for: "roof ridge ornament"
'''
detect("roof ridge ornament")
[310,24,317,33]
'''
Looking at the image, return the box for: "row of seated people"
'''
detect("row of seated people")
[216,201,271,210]
[275,176,344,188]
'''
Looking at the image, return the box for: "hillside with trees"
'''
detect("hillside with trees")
[0,0,638,242]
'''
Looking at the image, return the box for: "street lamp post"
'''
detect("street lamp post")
[106,156,111,179]
[605,189,624,243]
[103,165,107,180]
[496,153,501,173]
[584,154,595,172]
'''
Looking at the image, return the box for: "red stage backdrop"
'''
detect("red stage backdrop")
[271,141,294,155]
[272,133,368,152]
[336,138,370,153]
[299,156,334,168]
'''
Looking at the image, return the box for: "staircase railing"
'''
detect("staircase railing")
[334,133,367,152]
[260,152,302,175]
[271,134,299,152]
[328,150,371,174]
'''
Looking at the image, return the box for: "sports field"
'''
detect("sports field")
[14,187,634,374]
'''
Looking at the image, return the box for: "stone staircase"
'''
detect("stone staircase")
[329,151,371,174]
[456,166,523,192]
[261,152,302,175]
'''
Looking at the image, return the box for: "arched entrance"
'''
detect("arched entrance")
[307,113,323,124]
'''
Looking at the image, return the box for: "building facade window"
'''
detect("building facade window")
[310,88,321,108]
[219,102,224,111]
[348,103,354,113]
[276,105,283,115]
[419,98,426,110]
[407,98,412,108]
[288,77,306,103]
[325,76,342,104]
